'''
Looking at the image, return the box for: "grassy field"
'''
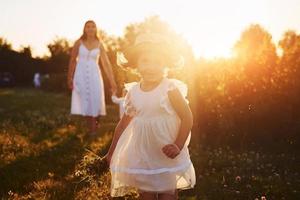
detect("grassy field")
[0,88,299,200]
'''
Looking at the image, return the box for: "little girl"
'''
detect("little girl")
[104,33,196,199]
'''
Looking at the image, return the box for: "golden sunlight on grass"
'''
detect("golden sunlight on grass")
[1,88,299,199]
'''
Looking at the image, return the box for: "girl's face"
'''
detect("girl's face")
[137,50,166,82]
[84,22,97,38]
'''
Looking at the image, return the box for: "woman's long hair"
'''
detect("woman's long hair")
[80,20,100,41]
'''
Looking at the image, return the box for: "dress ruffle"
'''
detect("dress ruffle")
[123,82,138,117]
[160,79,189,115]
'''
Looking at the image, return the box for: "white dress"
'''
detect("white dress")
[33,73,41,88]
[110,77,196,197]
[71,42,106,117]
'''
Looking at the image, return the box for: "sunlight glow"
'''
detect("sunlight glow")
[0,0,299,58]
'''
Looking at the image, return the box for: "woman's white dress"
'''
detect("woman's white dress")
[110,77,196,197]
[71,42,106,117]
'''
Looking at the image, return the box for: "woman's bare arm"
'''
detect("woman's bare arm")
[99,43,117,94]
[67,39,81,89]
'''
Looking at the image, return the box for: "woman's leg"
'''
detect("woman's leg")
[139,190,157,200]
[96,116,101,128]
[85,116,97,134]
[158,190,178,200]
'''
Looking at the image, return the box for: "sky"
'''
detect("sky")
[0,0,299,58]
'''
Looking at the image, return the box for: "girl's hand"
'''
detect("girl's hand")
[162,143,181,159]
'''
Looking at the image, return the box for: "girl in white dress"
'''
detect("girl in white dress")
[104,33,196,199]
[67,20,117,136]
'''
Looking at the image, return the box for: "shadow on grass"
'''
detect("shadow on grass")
[0,134,84,198]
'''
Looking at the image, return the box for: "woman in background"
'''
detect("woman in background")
[67,20,117,137]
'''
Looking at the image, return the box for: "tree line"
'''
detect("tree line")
[1,16,299,149]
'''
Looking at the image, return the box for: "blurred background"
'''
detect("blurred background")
[0,0,299,199]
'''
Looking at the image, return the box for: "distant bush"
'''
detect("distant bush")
[41,73,68,92]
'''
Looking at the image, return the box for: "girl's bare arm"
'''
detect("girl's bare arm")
[170,88,193,149]
[105,114,133,163]
[162,88,193,158]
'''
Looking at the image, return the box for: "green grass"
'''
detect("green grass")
[0,88,117,199]
[0,88,299,200]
